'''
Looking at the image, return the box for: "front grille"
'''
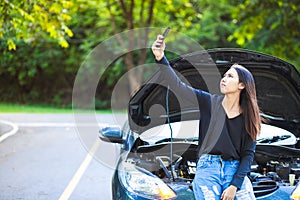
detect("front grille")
[252,177,279,198]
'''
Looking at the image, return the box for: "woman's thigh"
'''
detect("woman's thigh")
[222,160,239,189]
[193,157,222,200]
[221,161,255,200]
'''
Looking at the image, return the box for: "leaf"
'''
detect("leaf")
[33,4,42,11]
[7,39,16,51]
[271,22,280,30]
[2,0,74,49]
[59,38,69,48]
[50,3,62,13]
[236,37,245,46]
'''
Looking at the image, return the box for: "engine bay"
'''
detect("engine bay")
[128,142,300,197]
[130,142,198,183]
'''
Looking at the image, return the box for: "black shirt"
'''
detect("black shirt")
[157,56,256,189]
[210,114,243,160]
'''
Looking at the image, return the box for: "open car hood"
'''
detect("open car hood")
[129,48,300,135]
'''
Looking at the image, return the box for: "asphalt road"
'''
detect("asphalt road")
[0,113,126,200]
[0,113,296,200]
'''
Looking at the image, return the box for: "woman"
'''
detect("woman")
[152,35,261,200]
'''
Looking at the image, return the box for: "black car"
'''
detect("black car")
[99,48,300,200]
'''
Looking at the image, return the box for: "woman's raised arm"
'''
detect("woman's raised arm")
[151,35,211,109]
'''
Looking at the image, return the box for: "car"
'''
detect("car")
[99,48,300,199]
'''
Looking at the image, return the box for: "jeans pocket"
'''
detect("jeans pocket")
[197,160,212,169]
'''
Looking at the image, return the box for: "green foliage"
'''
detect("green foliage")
[0,0,74,50]
[0,0,299,109]
[0,103,73,113]
[229,0,300,67]
[0,39,79,105]
[0,103,113,113]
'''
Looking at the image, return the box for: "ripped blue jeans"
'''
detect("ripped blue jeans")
[192,154,255,200]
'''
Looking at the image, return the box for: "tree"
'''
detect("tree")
[1,0,298,108]
[103,0,155,93]
[0,0,74,50]
[95,0,223,93]
[0,0,238,107]
[229,0,300,67]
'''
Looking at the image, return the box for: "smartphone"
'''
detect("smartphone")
[162,27,171,37]
[156,27,171,47]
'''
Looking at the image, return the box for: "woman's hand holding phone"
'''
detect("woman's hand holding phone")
[152,27,170,61]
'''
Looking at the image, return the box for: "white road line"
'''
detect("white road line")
[17,123,109,127]
[17,123,76,127]
[0,120,19,143]
[58,141,100,200]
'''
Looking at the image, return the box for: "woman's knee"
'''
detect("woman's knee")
[193,181,222,200]
[235,176,256,200]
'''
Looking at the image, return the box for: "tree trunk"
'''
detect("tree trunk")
[110,0,154,95]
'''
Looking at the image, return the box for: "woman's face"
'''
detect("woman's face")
[220,67,244,94]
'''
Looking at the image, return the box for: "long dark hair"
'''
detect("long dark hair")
[232,64,262,141]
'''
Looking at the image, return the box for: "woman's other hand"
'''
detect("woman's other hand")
[221,185,237,200]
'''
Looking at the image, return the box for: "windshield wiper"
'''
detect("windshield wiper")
[155,137,198,144]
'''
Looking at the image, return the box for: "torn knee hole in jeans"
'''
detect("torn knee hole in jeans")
[236,189,253,200]
[199,185,219,199]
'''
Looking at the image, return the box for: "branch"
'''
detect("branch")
[106,0,125,48]
[119,0,135,29]
[139,0,145,25]
[137,0,156,83]
[138,0,155,65]
[119,0,128,20]
[129,0,134,28]
[146,0,155,26]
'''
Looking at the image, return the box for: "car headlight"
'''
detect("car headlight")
[118,160,177,199]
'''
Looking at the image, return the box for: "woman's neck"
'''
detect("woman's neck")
[222,94,241,117]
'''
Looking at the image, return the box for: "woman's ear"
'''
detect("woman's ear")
[238,82,245,90]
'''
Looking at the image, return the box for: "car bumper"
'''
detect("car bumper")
[111,170,295,200]
[112,171,195,200]
[257,185,295,200]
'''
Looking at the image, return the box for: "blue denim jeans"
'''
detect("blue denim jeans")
[192,154,255,200]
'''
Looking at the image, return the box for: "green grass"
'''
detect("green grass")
[0,103,116,114]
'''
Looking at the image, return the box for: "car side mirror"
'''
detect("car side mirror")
[99,126,124,144]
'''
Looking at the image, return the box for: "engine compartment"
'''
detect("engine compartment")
[129,143,198,183]
[128,142,300,197]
